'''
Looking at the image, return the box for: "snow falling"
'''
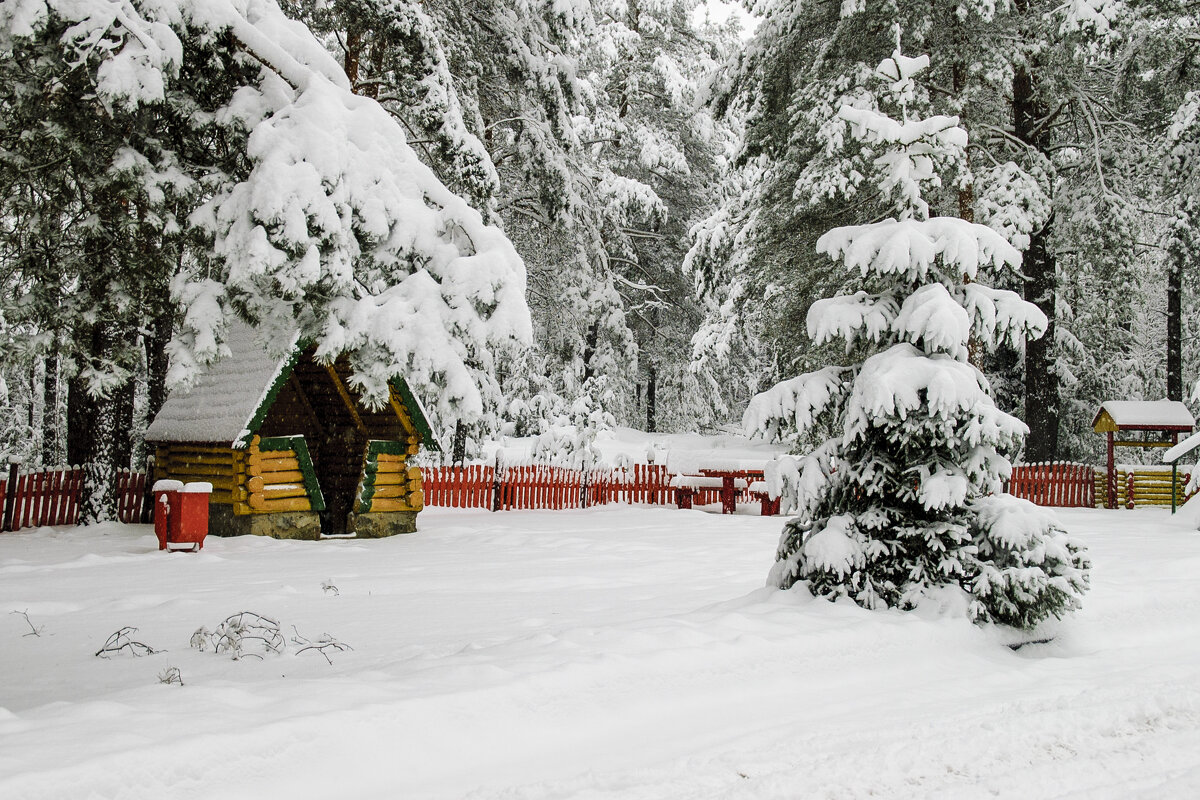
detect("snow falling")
[5,0,1200,796]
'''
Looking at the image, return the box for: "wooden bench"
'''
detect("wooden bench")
[747,480,781,516]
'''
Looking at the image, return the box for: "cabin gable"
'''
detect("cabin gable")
[147,325,437,540]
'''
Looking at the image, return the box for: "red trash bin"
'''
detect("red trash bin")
[171,482,212,551]
[152,480,184,551]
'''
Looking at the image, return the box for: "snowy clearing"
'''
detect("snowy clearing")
[1,506,1198,798]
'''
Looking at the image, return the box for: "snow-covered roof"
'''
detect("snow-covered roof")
[145,323,439,449]
[1092,400,1196,432]
[1164,430,1200,464]
[144,325,293,446]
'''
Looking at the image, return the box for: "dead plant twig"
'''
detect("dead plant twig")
[12,609,44,637]
[95,627,160,658]
[193,612,284,660]
[158,666,184,686]
[291,626,353,665]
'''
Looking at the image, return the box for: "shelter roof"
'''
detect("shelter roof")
[145,323,439,449]
[1092,400,1196,433]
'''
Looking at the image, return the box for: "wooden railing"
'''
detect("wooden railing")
[419,463,753,511]
[1006,463,1096,507]
[10,458,1181,532]
[1092,465,1194,509]
[1007,461,1194,509]
[1,466,150,532]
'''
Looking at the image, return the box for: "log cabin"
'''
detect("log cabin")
[144,324,441,539]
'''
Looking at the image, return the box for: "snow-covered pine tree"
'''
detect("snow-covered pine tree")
[2,0,533,518]
[703,0,1166,465]
[745,48,1089,629]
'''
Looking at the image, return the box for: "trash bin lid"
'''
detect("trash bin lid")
[183,482,214,493]
[153,479,185,492]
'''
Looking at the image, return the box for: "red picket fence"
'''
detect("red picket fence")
[421,464,496,509]
[1,467,150,532]
[1006,462,1096,508]
[418,463,760,512]
[494,465,583,510]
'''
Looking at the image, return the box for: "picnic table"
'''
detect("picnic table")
[670,468,779,515]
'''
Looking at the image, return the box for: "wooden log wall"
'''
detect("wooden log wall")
[235,435,316,515]
[359,447,423,513]
[155,443,239,505]
[1093,467,1194,509]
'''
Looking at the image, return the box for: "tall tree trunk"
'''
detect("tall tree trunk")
[42,346,59,466]
[583,322,599,383]
[144,308,173,425]
[452,420,468,465]
[113,373,135,472]
[646,364,657,433]
[1013,63,1060,462]
[28,363,37,458]
[1021,216,1059,461]
[1167,241,1184,402]
[67,322,121,523]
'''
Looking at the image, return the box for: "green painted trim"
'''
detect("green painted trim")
[370,439,408,457]
[259,435,326,512]
[234,347,302,449]
[390,378,442,452]
[357,440,406,513]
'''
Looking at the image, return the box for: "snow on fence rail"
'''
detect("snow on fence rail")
[5,459,1186,533]
[1091,465,1195,509]
[419,463,746,511]
[1005,461,1195,509]
[1,466,149,532]
[1005,462,1096,508]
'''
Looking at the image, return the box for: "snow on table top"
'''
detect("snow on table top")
[144,323,292,446]
[1095,399,1195,429]
[668,475,749,489]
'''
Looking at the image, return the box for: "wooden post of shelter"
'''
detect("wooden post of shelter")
[1092,401,1195,511]
[1106,432,1115,509]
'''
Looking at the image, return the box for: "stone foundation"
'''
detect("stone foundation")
[206,504,415,540]
[350,511,418,538]
[208,504,322,540]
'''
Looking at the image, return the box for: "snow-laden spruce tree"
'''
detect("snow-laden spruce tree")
[3,0,532,433]
[745,49,1090,630]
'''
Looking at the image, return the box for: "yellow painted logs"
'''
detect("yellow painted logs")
[364,456,423,512]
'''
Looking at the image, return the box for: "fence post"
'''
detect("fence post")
[2,460,18,532]
[141,456,156,523]
[491,457,503,512]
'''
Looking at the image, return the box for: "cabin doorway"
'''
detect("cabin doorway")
[280,355,373,537]
[314,425,366,536]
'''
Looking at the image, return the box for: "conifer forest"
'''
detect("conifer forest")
[2,0,1199,523]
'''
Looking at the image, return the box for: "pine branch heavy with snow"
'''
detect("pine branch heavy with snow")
[3,0,533,443]
[745,51,1090,630]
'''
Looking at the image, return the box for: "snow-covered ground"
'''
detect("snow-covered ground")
[1,504,1198,798]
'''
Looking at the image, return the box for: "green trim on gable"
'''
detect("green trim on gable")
[222,334,439,453]
[260,435,326,512]
[391,378,441,452]
[357,439,407,513]
[368,439,408,457]
[234,349,302,449]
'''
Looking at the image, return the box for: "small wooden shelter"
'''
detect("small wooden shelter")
[145,324,440,539]
[1092,400,1195,509]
